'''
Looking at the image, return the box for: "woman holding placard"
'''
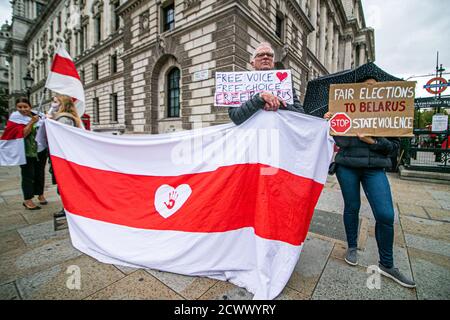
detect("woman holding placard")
[324,78,416,289]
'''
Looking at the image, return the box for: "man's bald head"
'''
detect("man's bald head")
[251,42,275,71]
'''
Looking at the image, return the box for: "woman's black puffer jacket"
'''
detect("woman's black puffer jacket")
[334,136,400,169]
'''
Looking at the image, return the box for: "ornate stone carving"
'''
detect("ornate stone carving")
[139,11,150,33]
[66,3,81,29]
[156,34,166,54]
[91,0,104,16]
[64,28,72,40]
[184,0,201,9]
[281,44,289,61]
[81,14,89,25]
[292,26,300,48]
[48,44,55,57]
[344,34,353,42]
[40,32,47,49]
[260,0,271,14]
[55,36,64,45]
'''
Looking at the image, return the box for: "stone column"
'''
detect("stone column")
[326,15,334,72]
[358,43,366,66]
[344,35,353,70]
[318,3,327,65]
[308,0,318,53]
[333,29,340,73]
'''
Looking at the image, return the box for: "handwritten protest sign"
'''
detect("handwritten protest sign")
[214,70,293,107]
[328,81,416,137]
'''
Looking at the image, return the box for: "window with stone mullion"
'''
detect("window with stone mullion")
[113,1,121,31]
[111,93,118,122]
[93,97,100,123]
[167,68,180,118]
[95,15,102,44]
[163,4,175,32]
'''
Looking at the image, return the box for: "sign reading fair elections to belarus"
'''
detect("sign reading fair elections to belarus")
[214,70,294,107]
[328,81,416,137]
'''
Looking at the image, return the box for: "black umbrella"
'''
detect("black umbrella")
[303,62,402,118]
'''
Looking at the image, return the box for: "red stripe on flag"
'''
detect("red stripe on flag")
[0,121,25,140]
[51,54,80,80]
[51,156,323,246]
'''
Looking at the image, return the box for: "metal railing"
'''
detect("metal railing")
[401,96,450,173]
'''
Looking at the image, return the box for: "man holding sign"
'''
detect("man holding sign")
[324,77,416,289]
[225,42,304,125]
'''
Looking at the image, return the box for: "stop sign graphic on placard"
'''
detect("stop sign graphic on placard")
[330,113,352,134]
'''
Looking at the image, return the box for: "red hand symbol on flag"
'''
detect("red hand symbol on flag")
[164,191,178,209]
[155,184,192,219]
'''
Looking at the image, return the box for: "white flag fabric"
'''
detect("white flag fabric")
[0,112,28,166]
[45,111,334,299]
[45,45,85,116]
[0,111,45,166]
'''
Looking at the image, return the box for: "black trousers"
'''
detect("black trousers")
[20,150,48,200]
[48,157,59,195]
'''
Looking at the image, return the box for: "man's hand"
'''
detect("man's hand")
[357,133,376,145]
[260,92,286,111]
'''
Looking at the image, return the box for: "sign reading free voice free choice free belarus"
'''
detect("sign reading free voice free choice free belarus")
[214,70,294,107]
[328,81,416,137]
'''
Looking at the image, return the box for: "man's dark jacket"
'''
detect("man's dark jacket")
[228,88,305,125]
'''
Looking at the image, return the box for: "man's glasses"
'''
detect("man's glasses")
[255,52,274,59]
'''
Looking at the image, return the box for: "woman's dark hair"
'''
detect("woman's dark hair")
[15,97,32,108]
[357,75,380,83]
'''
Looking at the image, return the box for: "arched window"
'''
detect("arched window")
[167,67,180,118]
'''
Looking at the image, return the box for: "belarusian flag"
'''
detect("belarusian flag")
[0,112,29,166]
[45,45,85,116]
[45,111,333,299]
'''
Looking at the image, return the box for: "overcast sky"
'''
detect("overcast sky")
[362,0,450,97]
[0,0,10,26]
[0,0,449,97]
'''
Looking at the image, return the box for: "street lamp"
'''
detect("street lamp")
[23,71,34,101]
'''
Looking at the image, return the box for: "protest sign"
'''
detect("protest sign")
[328,81,416,137]
[214,70,293,107]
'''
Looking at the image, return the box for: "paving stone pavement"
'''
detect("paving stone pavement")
[0,166,449,300]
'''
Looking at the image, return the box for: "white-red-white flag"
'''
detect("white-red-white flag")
[0,112,29,166]
[45,45,85,116]
[45,111,334,299]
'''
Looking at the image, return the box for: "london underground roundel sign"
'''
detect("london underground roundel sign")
[424,77,448,95]
[330,112,352,134]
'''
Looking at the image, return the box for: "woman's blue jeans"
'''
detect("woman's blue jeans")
[336,164,395,268]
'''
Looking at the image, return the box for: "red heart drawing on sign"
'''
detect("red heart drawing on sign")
[276,72,288,82]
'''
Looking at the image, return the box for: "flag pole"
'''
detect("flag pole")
[35,88,48,117]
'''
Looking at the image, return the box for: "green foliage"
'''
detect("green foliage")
[414,109,449,129]
[0,87,8,127]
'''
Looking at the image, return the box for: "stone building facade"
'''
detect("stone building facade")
[0,23,11,97]
[7,0,374,134]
